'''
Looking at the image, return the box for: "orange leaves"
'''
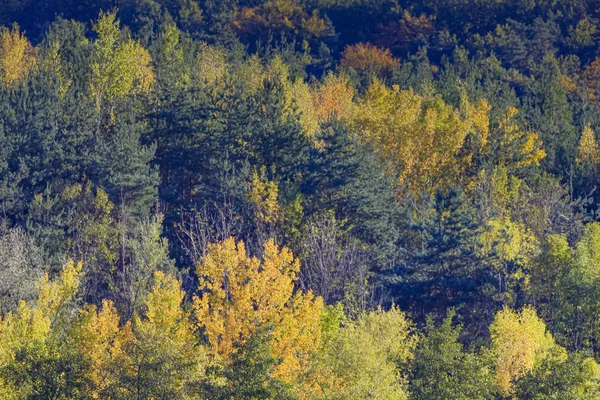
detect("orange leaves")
[376,11,434,53]
[312,72,356,124]
[341,43,399,79]
[0,24,36,88]
[281,69,355,141]
[232,0,332,40]
[582,58,600,103]
[193,237,324,383]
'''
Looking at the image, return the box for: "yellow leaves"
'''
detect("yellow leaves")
[285,77,321,138]
[139,271,193,342]
[133,271,204,392]
[66,182,119,268]
[570,17,597,48]
[36,260,82,318]
[0,24,36,88]
[302,10,329,37]
[350,80,488,193]
[247,167,281,224]
[76,271,204,397]
[310,306,416,400]
[194,238,323,384]
[489,165,523,216]
[461,94,491,149]
[576,124,600,171]
[490,306,566,395]
[90,11,154,112]
[480,217,538,268]
[195,43,228,88]
[282,69,355,142]
[76,300,133,398]
[272,289,324,382]
[313,72,356,124]
[42,41,71,97]
[573,223,600,283]
[494,106,546,169]
[0,261,82,395]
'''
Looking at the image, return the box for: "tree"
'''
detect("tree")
[529,223,600,353]
[27,182,120,304]
[193,238,324,384]
[486,105,546,172]
[514,353,600,400]
[309,306,416,400]
[200,326,296,400]
[75,299,133,399]
[576,124,600,170]
[0,261,85,399]
[349,80,490,193]
[89,11,154,120]
[76,271,205,399]
[410,311,497,400]
[390,188,496,331]
[490,306,566,395]
[340,43,399,84]
[127,271,204,399]
[113,212,175,320]
[0,24,36,88]
[0,221,45,315]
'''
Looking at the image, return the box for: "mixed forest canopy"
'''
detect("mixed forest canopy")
[2,0,600,398]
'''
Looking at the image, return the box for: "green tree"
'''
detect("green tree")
[200,326,297,400]
[410,311,497,400]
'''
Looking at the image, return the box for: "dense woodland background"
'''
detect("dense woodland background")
[2,0,600,398]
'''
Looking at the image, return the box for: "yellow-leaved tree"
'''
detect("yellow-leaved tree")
[306,306,416,400]
[576,124,600,171]
[349,80,490,193]
[0,23,36,88]
[76,271,204,399]
[129,271,205,399]
[193,238,323,384]
[488,106,546,170]
[0,261,82,398]
[75,299,133,399]
[247,166,282,226]
[278,62,355,144]
[194,43,228,89]
[490,306,566,395]
[89,11,154,117]
[478,216,538,301]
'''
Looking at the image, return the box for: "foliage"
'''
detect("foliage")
[310,306,416,400]
[409,311,497,399]
[490,306,566,395]
[3,2,600,398]
[0,24,35,88]
[194,237,324,383]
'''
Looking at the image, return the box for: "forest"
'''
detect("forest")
[2,0,600,398]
